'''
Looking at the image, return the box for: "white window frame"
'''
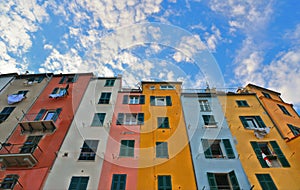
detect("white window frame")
[129,96,139,104]
[124,113,138,125]
[160,85,175,90]
[155,97,166,106]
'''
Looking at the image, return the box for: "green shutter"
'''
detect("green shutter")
[207,173,217,190]
[256,174,278,190]
[239,116,249,128]
[117,113,124,125]
[150,96,155,106]
[202,139,212,158]
[236,101,242,107]
[139,95,145,104]
[72,75,78,83]
[59,76,66,84]
[52,108,62,122]
[223,139,235,159]
[137,113,144,125]
[255,116,266,128]
[122,95,128,104]
[250,142,269,168]
[35,109,46,121]
[269,141,290,167]
[51,88,59,94]
[166,96,172,106]
[229,171,240,190]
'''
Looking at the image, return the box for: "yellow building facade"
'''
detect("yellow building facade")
[219,93,300,189]
[137,82,197,190]
[243,84,300,167]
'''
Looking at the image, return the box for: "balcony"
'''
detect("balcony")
[18,111,61,134]
[0,142,42,168]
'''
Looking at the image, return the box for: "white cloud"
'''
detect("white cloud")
[204,25,222,51]
[0,0,49,73]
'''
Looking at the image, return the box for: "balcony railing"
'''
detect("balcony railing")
[0,143,42,168]
[18,112,60,134]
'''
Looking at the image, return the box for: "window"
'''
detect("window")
[157,117,170,129]
[256,174,277,190]
[91,113,106,126]
[78,140,99,160]
[98,92,111,104]
[158,175,172,190]
[262,92,271,99]
[119,140,134,157]
[156,142,168,158]
[0,174,19,189]
[160,85,175,90]
[49,86,69,98]
[202,139,235,159]
[105,79,115,87]
[20,135,42,153]
[250,141,290,168]
[207,171,240,190]
[239,116,266,129]
[0,107,15,123]
[122,95,145,104]
[26,76,44,84]
[59,75,78,84]
[202,115,217,126]
[287,124,300,136]
[34,108,62,122]
[68,176,89,190]
[236,100,249,107]
[17,90,29,96]
[111,174,126,190]
[150,96,172,106]
[116,113,144,125]
[199,100,211,111]
[150,86,155,90]
[277,104,291,116]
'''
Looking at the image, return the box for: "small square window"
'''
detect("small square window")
[160,85,175,90]
[236,100,249,107]
[119,140,134,157]
[256,174,277,190]
[287,124,300,136]
[202,115,217,126]
[150,96,172,106]
[91,113,106,126]
[105,79,115,87]
[239,116,266,129]
[157,117,170,128]
[199,100,211,111]
[262,92,271,99]
[0,107,15,123]
[0,175,19,189]
[111,174,126,190]
[207,171,240,190]
[277,104,291,116]
[156,142,168,158]
[78,140,99,160]
[68,176,89,190]
[158,175,172,190]
[98,92,111,104]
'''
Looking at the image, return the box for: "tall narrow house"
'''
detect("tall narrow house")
[218,91,300,189]
[181,89,251,189]
[98,85,143,189]
[137,82,197,190]
[0,73,92,189]
[43,76,121,189]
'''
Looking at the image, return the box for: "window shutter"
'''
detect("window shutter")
[166,96,172,106]
[37,76,44,83]
[256,174,278,190]
[139,95,145,104]
[223,139,235,159]
[68,177,80,190]
[137,113,144,125]
[2,107,15,114]
[236,101,242,107]
[207,173,217,190]
[239,116,249,128]
[35,109,46,121]
[128,140,134,157]
[122,95,129,104]
[202,139,212,158]
[52,108,62,122]
[229,170,240,190]
[51,88,59,94]
[117,113,124,125]
[255,116,266,128]
[269,141,290,167]
[59,76,66,84]
[72,75,78,83]
[250,141,269,168]
[150,96,155,106]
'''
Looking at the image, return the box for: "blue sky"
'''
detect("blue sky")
[1,0,300,111]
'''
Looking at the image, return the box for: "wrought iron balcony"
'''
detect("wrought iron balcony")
[18,110,61,134]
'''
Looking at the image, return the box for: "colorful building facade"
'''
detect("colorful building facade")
[138,82,197,190]
[181,90,251,189]
[0,73,92,189]
[218,92,300,189]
